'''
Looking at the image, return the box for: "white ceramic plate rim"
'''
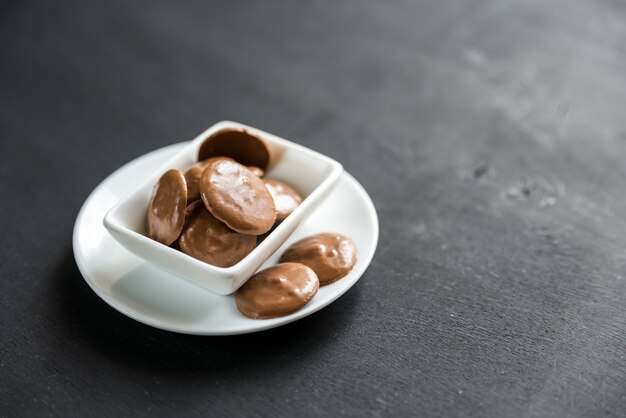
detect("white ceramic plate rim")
[72,143,379,335]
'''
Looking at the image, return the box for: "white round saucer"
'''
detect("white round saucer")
[73,143,379,335]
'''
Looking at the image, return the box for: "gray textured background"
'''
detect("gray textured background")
[2,0,626,416]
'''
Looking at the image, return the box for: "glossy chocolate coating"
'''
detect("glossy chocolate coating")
[197,128,271,170]
[279,233,357,285]
[200,158,276,235]
[183,161,211,203]
[247,166,265,177]
[184,157,234,203]
[235,262,319,319]
[264,179,302,222]
[146,169,187,246]
[178,200,256,267]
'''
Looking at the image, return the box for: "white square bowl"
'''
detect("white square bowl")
[103,121,343,295]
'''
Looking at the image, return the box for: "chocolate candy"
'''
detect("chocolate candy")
[247,166,264,177]
[178,201,256,268]
[200,158,276,235]
[279,233,357,285]
[184,157,234,203]
[264,179,302,222]
[198,128,271,170]
[146,169,187,246]
[235,262,319,319]
[183,161,211,203]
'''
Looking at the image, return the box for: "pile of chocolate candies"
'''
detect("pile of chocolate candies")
[147,128,357,319]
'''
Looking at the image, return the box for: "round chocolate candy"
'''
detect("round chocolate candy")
[200,158,276,235]
[146,169,187,246]
[235,262,319,319]
[197,128,271,170]
[264,179,302,222]
[178,201,256,268]
[279,233,357,285]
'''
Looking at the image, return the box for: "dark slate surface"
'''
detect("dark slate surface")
[2,0,626,416]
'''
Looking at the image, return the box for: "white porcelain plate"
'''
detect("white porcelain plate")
[73,143,379,335]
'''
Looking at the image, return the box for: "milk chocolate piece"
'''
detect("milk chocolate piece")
[184,157,234,203]
[280,233,357,285]
[146,169,187,246]
[200,158,276,235]
[178,201,256,267]
[235,262,319,319]
[197,128,271,170]
[184,161,211,203]
[247,166,264,177]
[264,179,302,222]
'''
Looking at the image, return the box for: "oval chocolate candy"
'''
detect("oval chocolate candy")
[197,128,271,170]
[146,169,187,246]
[279,233,357,285]
[235,262,319,319]
[178,200,256,268]
[200,158,276,235]
[264,179,302,222]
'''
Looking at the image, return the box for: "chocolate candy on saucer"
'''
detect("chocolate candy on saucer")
[146,169,187,246]
[178,201,256,268]
[200,158,276,235]
[279,233,357,285]
[198,128,271,170]
[235,262,319,319]
[263,179,302,222]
